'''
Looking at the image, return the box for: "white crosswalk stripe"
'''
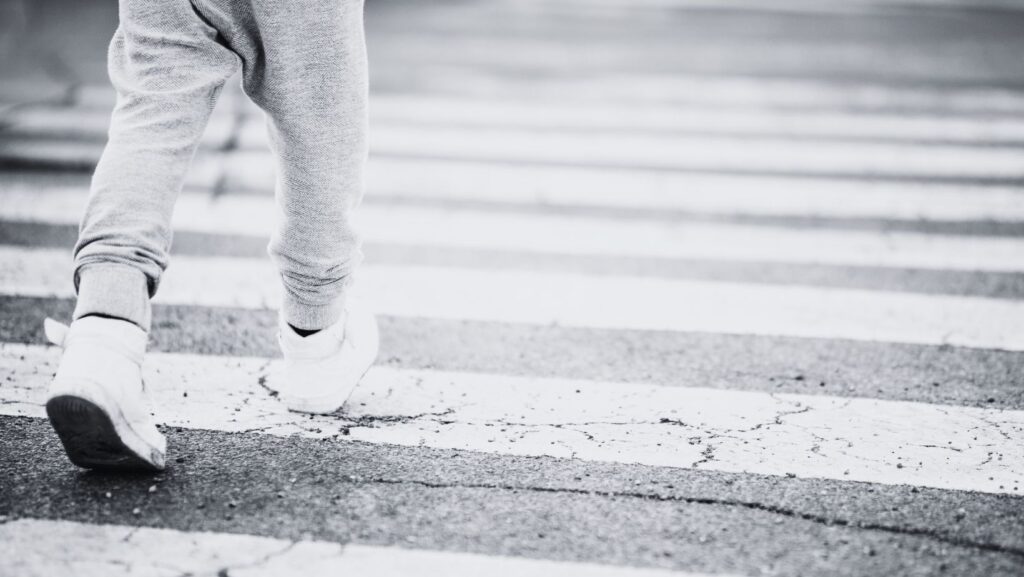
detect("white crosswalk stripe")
[2,343,1023,495]
[0,519,722,577]
[7,155,1023,222]
[7,117,1023,181]
[367,126,1024,179]
[4,187,1024,272]
[362,158,1024,222]
[68,73,1024,115]
[3,246,1024,350]
[13,94,1024,143]
[366,96,1024,143]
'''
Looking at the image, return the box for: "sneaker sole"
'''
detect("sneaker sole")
[46,395,163,472]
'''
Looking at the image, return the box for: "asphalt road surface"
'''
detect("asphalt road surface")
[2,0,1024,575]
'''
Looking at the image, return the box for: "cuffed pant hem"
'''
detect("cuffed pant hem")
[73,264,152,332]
[282,293,346,331]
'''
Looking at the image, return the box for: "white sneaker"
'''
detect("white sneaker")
[275,299,379,414]
[43,317,166,471]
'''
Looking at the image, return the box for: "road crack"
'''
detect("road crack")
[355,477,1024,559]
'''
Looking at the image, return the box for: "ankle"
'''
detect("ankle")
[80,313,145,332]
[74,264,152,332]
[289,324,322,338]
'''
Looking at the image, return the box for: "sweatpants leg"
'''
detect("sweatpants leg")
[262,3,369,332]
[74,0,239,332]
[196,0,369,331]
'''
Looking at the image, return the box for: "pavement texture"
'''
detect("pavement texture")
[2,0,1024,576]
[4,417,1024,577]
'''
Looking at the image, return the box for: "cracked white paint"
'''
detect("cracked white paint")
[3,246,1024,351]
[5,187,1024,272]
[2,344,1022,495]
[0,519,712,577]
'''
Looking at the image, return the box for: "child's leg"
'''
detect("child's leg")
[184,0,374,414]
[259,0,369,332]
[202,0,369,332]
[74,0,239,332]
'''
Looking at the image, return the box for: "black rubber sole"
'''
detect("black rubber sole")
[45,395,161,472]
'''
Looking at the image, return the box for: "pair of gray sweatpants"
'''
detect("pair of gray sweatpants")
[74,0,368,332]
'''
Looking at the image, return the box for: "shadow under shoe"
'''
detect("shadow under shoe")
[44,318,166,472]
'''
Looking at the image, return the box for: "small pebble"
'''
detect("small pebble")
[104,492,112,499]
[132,508,141,516]
[148,485,157,494]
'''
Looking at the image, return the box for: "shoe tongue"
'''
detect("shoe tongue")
[43,318,70,347]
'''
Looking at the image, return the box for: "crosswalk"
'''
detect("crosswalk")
[2,0,1024,575]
